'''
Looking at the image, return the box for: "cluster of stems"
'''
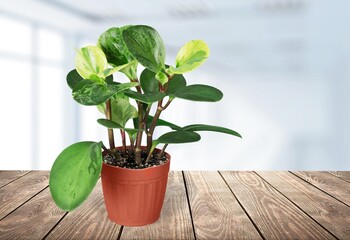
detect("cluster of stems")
[105,74,173,165]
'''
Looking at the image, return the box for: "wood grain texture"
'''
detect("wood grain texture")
[184,171,261,240]
[257,171,350,239]
[328,171,350,183]
[220,171,336,240]
[0,171,30,188]
[0,188,66,240]
[0,171,49,219]
[46,180,120,240]
[293,171,350,206]
[121,171,195,240]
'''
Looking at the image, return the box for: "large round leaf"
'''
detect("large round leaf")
[173,84,223,102]
[73,81,138,106]
[67,69,114,90]
[169,40,209,74]
[49,141,102,211]
[75,46,108,82]
[122,25,166,73]
[156,130,201,144]
[98,26,134,66]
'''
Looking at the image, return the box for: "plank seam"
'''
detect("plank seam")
[182,171,197,240]
[117,225,124,240]
[42,211,69,239]
[218,171,266,240]
[326,172,350,184]
[0,184,49,221]
[254,171,339,240]
[0,171,33,189]
[289,171,350,208]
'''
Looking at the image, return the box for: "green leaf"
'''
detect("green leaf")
[183,124,242,138]
[73,81,138,106]
[140,68,159,93]
[166,74,187,95]
[111,97,138,127]
[97,119,141,135]
[122,25,166,73]
[75,46,108,82]
[66,69,84,90]
[146,115,181,130]
[98,26,134,66]
[97,119,123,129]
[169,40,209,74]
[156,130,201,144]
[173,84,223,102]
[49,141,102,211]
[125,90,165,104]
[155,72,168,86]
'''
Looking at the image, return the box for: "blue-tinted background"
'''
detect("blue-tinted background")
[1,0,349,170]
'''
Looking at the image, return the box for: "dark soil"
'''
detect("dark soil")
[103,149,167,169]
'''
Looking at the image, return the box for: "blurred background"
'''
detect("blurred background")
[1,0,349,170]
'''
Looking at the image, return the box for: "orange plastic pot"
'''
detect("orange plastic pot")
[101,147,170,226]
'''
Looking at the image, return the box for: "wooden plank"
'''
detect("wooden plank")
[46,180,120,240]
[328,171,350,183]
[184,171,262,240]
[293,171,350,206]
[0,188,66,240]
[257,171,350,239]
[0,171,49,219]
[0,171,30,188]
[220,171,336,240]
[121,171,195,240]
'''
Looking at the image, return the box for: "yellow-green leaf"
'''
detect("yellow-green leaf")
[169,40,209,74]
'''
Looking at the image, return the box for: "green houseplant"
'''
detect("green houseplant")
[49,25,241,226]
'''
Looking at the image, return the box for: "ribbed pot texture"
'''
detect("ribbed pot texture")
[101,147,170,226]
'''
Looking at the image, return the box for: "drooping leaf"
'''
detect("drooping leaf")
[73,81,138,106]
[155,72,168,86]
[172,84,223,102]
[146,115,181,130]
[183,124,242,138]
[98,26,134,66]
[169,40,209,74]
[125,90,165,104]
[49,141,102,211]
[156,130,201,144]
[122,25,166,73]
[75,46,108,82]
[111,98,138,127]
[140,68,159,93]
[166,74,187,95]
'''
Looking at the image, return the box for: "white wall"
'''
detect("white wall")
[0,1,349,170]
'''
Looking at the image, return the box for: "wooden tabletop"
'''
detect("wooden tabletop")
[0,171,349,240]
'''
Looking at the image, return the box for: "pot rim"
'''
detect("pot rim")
[102,146,170,172]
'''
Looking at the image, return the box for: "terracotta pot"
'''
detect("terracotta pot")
[101,147,170,226]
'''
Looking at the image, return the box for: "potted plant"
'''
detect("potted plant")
[49,25,241,226]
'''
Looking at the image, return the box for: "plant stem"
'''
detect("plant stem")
[120,129,126,153]
[159,144,168,158]
[146,98,173,153]
[132,78,144,165]
[105,99,115,150]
